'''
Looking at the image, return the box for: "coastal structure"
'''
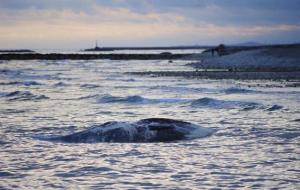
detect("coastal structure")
[84,41,113,51]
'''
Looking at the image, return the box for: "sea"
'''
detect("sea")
[0,49,299,189]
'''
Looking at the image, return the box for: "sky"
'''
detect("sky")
[0,0,299,49]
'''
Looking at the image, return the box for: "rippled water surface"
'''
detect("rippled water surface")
[0,55,299,189]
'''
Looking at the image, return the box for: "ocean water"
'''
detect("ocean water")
[0,53,299,189]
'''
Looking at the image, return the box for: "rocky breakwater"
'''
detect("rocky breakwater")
[0,52,194,60]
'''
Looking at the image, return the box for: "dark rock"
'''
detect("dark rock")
[0,53,193,60]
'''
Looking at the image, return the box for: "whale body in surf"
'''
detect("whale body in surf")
[47,118,214,143]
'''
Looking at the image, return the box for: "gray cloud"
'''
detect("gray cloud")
[0,0,299,48]
[1,0,299,25]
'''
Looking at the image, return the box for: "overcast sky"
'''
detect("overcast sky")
[0,0,299,49]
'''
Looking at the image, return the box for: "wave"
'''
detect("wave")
[223,87,255,94]
[53,82,69,87]
[266,105,283,111]
[122,78,136,82]
[147,86,255,94]
[98,94,187,104]
[2,91,49,101]
[0,81,42,86]
[277,132,300,139]
[61,94,103,101]
[105,77,136,82]
[55,166,113,177]
[80,84,101,88]
[0,69,22,76]
[96,95,283,111]
[149,85,216,93]
[76,94,102,100]
[190,97,260,110]
[23,81,42,86]
[190,97,284,111]
[37,118,215,143]
[98,95,144,103]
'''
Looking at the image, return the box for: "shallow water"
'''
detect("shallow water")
[0,55,299,189]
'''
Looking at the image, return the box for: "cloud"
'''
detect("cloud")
[0,0,299,48]
[2,0,299,25]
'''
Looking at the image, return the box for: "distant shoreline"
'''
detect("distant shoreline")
[0,49,34,53]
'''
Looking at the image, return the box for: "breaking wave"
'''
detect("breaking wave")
[2,91,49,101]
[223,87,255,94]
[36,118,215,143]
[266,105,283,111]
[98,94,188,104]
[190,97,260,110]
[190,97,284,111]
[0,81,42,86]
[80,84,101,88]
[53,82,69,87]
[149,85,217,93]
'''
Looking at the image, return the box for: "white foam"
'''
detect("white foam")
[186,124,215,139]
[90,122,132,133]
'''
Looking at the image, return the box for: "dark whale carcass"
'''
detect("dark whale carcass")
[47,118,214,143]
